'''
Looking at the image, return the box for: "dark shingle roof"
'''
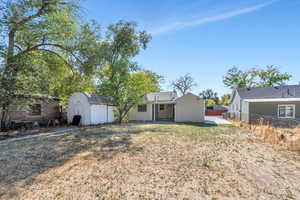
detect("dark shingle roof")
[83,93,110,105]
[236,85,300,99]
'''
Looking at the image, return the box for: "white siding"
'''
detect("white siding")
[67,93,91,125]
[90,105,115,124]
[229,91,250,123]
[241,100,250,123]
[107,106,115,122]
[229,91,241,120]
[90,105,107,124]
[129,104,153,121]
[175,93,205,122]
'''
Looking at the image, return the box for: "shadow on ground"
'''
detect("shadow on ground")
[0,123,237,198]
[0,125,162,197]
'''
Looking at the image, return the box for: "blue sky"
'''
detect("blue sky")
[82,0,300,96]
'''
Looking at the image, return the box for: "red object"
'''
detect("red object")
[205,110,228,116]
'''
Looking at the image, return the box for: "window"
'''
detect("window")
[159,104,165,111]
[278,105,295,119]
[30,104,41,115]
[138,104,147,112]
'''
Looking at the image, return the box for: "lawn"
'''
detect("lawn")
[0,123,300,199]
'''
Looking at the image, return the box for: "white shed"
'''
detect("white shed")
[67,92,115,125]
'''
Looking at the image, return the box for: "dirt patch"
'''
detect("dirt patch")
[0,124,300,200]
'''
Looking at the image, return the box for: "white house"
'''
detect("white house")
[67,92,115,125]
[129,92,205,122]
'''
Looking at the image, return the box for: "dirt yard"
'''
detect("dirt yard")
[0,123,300,200]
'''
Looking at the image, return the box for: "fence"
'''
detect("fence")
[223,112,300,129]
[224,112,300,152]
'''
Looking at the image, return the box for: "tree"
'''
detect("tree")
[199,89,219,103]
[223,67,256,89]
[171,74,197,95]
[223,66,292,89]
[220,94,231,106]
[96,21,157,123]
[0,0,100,130]
[199,89,219,107]
[256,65,292,87]
[205,99,217,107]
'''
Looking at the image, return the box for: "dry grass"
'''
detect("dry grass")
[0,123,300,200]
[230,119,300,152]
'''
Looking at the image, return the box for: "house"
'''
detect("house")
[129,92,205,122]
[5,94,61,127]
[229,85,300,125]
[67,92,115,125]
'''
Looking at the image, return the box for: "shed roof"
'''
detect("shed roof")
[236,85,300,100]
[82,93,110,105]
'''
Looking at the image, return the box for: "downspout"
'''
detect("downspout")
[106,104,108,123]
[240,98,242,121]
[153,96,156,121]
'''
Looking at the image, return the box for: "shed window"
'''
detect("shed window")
[278,105,295,119]
[159,104,165,111]
[138,104,147,112]
[30,104,41,115]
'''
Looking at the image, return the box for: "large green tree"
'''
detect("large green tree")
[0,0,100,129]
[223,67,256,89]
[256,65,292,87]
[223,66,292,89]
[96,21,160,123]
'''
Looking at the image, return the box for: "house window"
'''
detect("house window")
[30,104,42,115]
[278,105,295,119]
[138,104,147,112]
[159,104,165,111]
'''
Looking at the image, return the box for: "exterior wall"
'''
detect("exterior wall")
[107,106,115,122]
[90,105,115,124]
[241,100,249,123]
[90,105,107,124]
[249,101,300,125]
[229,91,241,120]
[67,92,91,125]
[175,93,205,122]
[8,99,60,124]
[129,104,153,121]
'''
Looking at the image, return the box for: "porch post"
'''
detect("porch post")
[153,104,155,121]
[153,95,157,121]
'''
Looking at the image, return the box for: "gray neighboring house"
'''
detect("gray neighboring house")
[129,92,205,122]
[229,85,300,124]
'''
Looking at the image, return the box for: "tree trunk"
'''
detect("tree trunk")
[0,104,9,131]
[117,109,123,124]
[6,30,16,70]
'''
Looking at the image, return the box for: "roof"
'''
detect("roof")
[236,85,300,100]
[145,92,178,102]
[82,93,110,105]
[16,94,60,101]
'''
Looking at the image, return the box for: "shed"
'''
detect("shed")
[175,93,205,122]
[67,92,115,125]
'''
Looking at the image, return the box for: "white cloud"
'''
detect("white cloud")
[150,1,275,35]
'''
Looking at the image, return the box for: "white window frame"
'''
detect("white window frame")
[278,104,295,119]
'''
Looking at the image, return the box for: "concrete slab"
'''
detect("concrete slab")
[205,116,232,125]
